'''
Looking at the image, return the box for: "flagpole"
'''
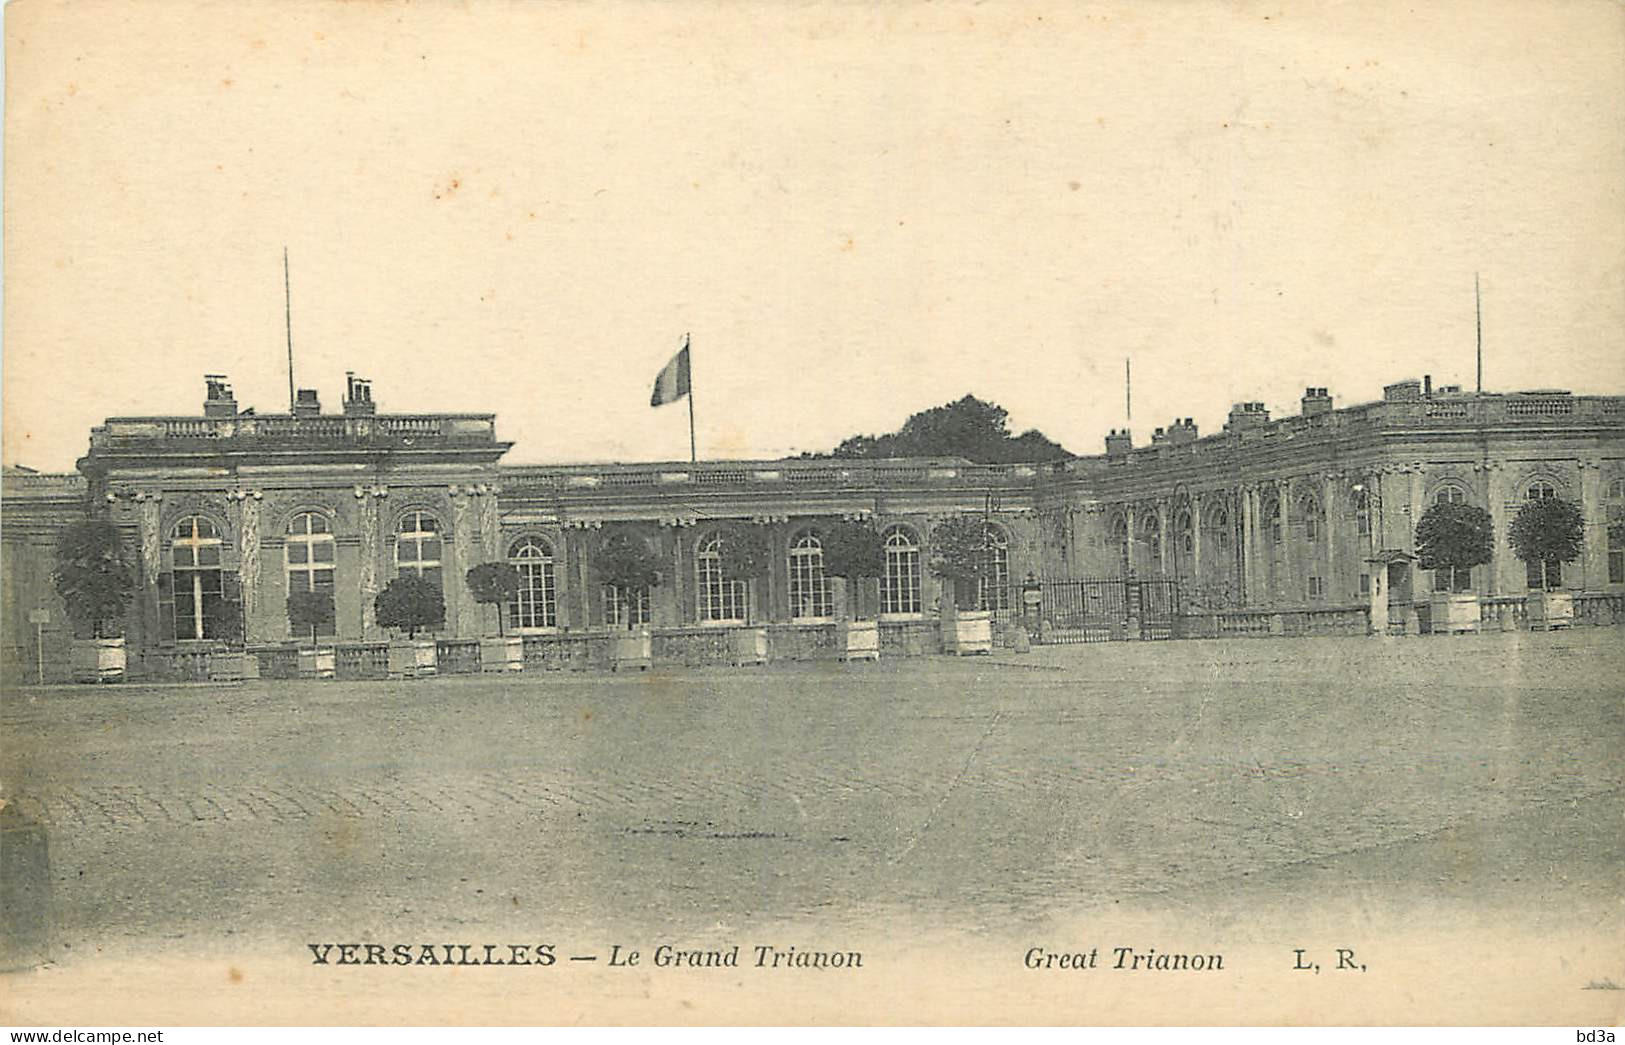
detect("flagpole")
[284,247,296,412]
[685,333,696,465]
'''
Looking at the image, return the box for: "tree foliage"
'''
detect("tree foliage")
[1414,501,1494,573]
[286,588,336,647]
[1509,498,1584,583]
[826,395,1069,464]
[595,528,662,604]
[374,575,445,639]
[52,517,135,637]
[930,515,999,607]
[714,524,774,582]
[465,561,521,636]
[820,520,886,580]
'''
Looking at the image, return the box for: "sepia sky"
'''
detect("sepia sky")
[4,0,1623,470]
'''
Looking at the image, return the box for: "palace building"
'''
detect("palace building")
[4,372,1623,680]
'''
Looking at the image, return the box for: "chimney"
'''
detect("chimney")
[1383,379,1422,402]
[202,374,237,418]
[343,372,376,416]
[1151,426,1168,445]
[1105,428,1133,458]
[1301,387,1333,416]
[1167,417,1199,445]
[1225,401,1270,432]
[292,388,322,418]
[1423,374,1433,397]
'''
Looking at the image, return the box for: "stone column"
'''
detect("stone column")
[1124,504,1137,578]
[1156,500,1169,576]
[1276,480,1291,604]
[1479,462,1501,597]
[1239,485,1255,605]
[354,485,387,638]
[1406,462,1425,602]
[449,486,477,637]
[1580,458,1603,590]
[1321,473,1336,600]
[231,490,263,638]
[1190,492,1204,593]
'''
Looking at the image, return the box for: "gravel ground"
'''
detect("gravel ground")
[2,629,1621,1023]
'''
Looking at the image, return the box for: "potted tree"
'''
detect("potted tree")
[52,516,134,682]
[1510,496,1583,630]
[286,588,337,679]
[376,575,446,677]
[204,596,249,681]
[821,520,884,661]
[716,524,773,666]
[596,528,660,671]
[466,561,523,673]
[1415,501,1493,634]
[929,515,996,655]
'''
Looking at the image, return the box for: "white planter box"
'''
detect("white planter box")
[298,647,336,679]
[731,626,769,666]
[611,630,652,672]
[72,637,125,683]
[942,610,993,656]
[208,650,248,682]
[1428,593,1481,635]
[413,640,439,677]
[838,620,880,662]
[1526,590,1574,631]
[480,636,524,673]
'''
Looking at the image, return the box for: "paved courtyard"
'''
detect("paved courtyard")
[2,629,1622,1022]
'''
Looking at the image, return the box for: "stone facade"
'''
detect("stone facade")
[3,377,1623,680]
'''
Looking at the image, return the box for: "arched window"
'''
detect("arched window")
[1607,478,1624,585]
[1263,497,1282,544]
[978,526,1010,611]
[788,531,832,620]
[1434,485,1468,506]
[169,516,223,641]
[1141,513,1162,567]
[1109,514,1129,565]
[285,512,335,637]
[1176,511,1194,556]
[1352,488,1371,537]
[1211,507,1231,550]
[508,537,557,630]
[1527,480,1558,502]
[696,533,746,623]
[395,510,443,588]
[1301,496,1322,542]
[880,525,921,616]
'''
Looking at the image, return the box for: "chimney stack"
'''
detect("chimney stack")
[1105,428,1134,458]
[1167,417,1199,445]
[343,372,376,416]
[1301,387,1333,416]
[202,374,237,418]
[1225,401,1270,432]
[292,388,321,418]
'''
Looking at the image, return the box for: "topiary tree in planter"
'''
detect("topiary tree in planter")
[465,561,520,636]
[1415,501,1494,593]
[929,514,996,612]
[929,514,997,655]
[716,524,774,624]
[821,520,885,621]
[1509,497,1583,591]
[53,515,136,681]
[286,588,335,647]
[52,517,136,640]
[1415,500,1493,634]
[595,527,661,631]
[374,575,445,639]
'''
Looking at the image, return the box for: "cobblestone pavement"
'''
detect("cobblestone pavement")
[2,629,1621,956]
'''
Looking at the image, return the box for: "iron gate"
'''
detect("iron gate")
[1019,578,1181,643]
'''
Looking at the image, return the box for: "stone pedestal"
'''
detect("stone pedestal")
[838,619,880,662]
[1526,591,1574,631]
[72,637,126,683]
[731,626,769,666]
[1428,593,1481,635]
[611,630,652,672]
[480,636,524,673]
[297,647,336,679]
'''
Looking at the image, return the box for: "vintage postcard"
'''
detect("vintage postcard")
[2,0,1623,1027]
